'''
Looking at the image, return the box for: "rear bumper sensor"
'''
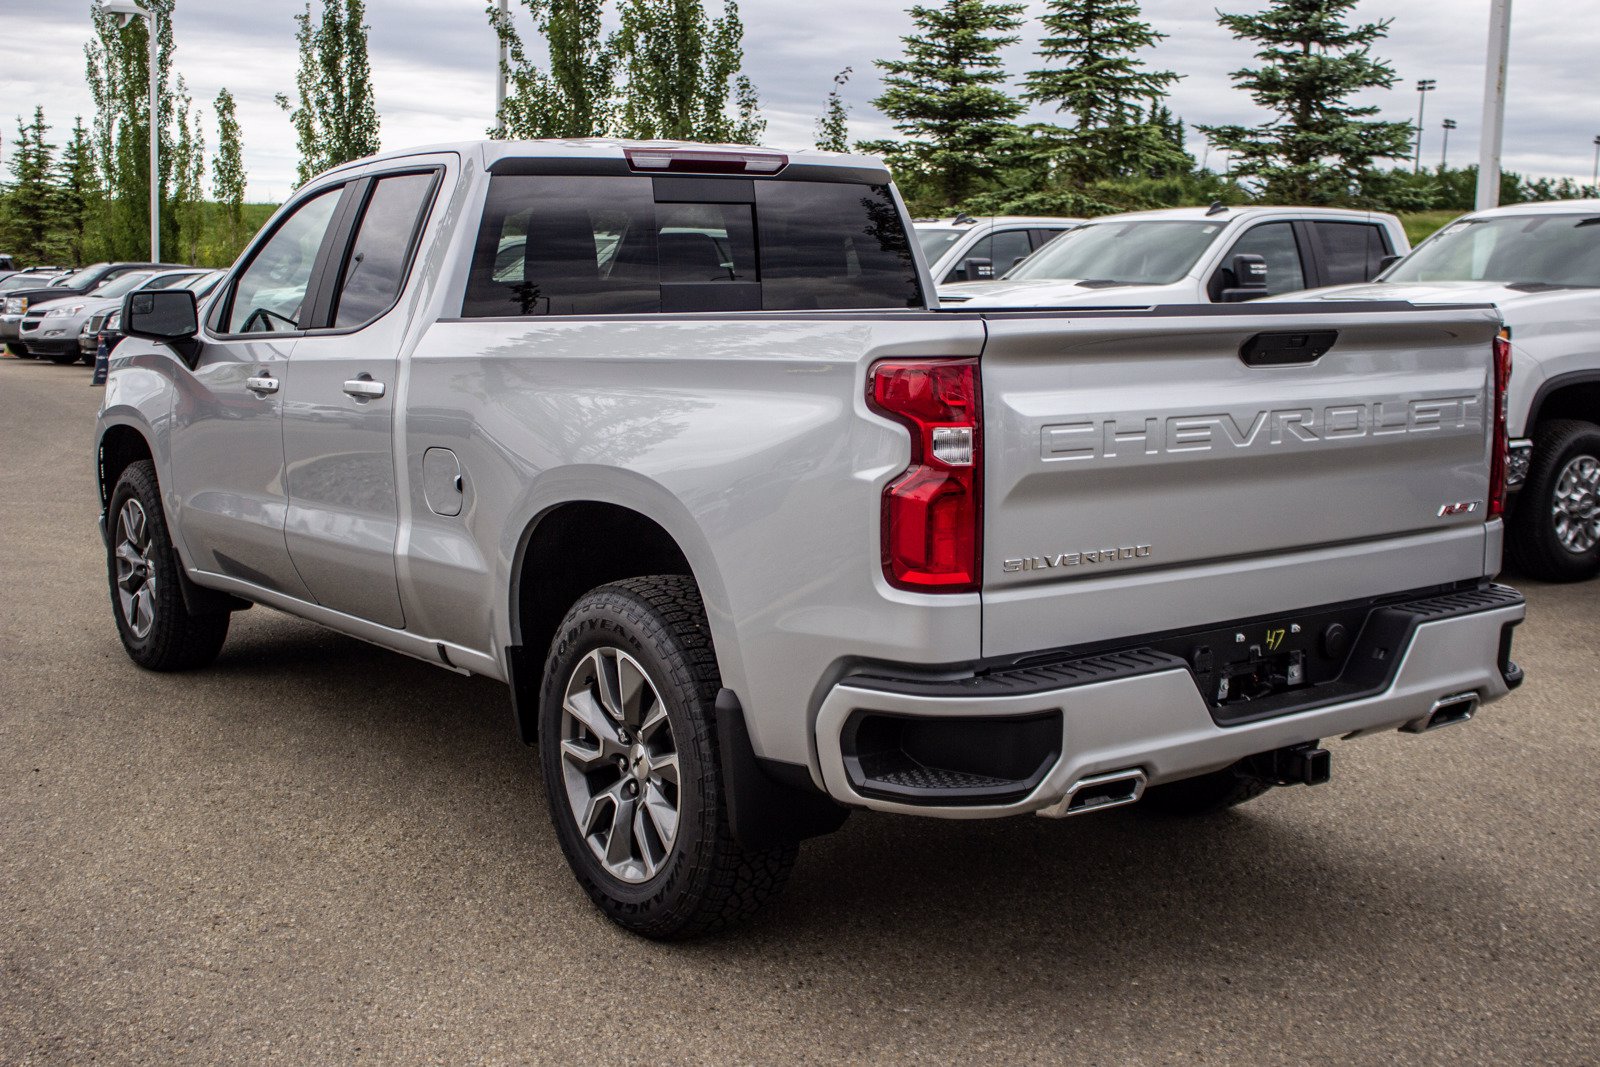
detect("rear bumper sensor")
[814,582,1526,818]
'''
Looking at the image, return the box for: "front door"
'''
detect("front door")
[280,170,441,630]
[168,184,346,596]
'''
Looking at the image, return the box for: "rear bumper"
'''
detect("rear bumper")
[814,584,1525,818]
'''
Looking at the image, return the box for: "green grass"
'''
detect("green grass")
[1397,210,1461,247]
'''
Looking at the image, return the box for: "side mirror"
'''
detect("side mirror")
[123,289,200,363]
[961,256,995,282]
[1219,253,1269,302]
[1375,254,1401,277]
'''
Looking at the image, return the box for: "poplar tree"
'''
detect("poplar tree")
[612,0,764,144]
[814,68,852,152]
[212,88,246,255]
[867,1,1026,206]
[277,0,381,185]
[54,118,103,266]
[1198,0,1414,203]
[490,0,614,138]
[0,108,58,265]
[171,79,206,263]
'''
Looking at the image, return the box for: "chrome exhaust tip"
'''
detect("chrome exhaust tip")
[1402,692,1480,734]
[1038,768,1147,818]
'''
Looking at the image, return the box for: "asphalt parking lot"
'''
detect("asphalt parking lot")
[1,355,1596,1064]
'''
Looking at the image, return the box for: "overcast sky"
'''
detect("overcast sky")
[2,0,1596,202]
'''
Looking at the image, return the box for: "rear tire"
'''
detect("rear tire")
[107,460,230,671]
[1139,765,1271,817]
[538,575,796,939]
[1508,419,1600,582]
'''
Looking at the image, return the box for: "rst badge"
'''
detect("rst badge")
[1438,500,1483,517]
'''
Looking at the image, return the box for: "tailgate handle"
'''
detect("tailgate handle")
[1240,330,1337,367]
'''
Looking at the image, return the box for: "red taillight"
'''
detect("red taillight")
[868,358,982,592]
[1489,329,1512,518]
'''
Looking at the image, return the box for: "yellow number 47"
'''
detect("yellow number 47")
[1265,628,1286,652]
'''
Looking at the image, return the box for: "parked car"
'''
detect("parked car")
[0,267,66,294]
[914,214,1081,285]
[2,261,186,355]
[97,139,1522,938]
[0,254,15,273]
[22,268,206,365]
[88,270,225,379]
[940,205,1408,307]
[1269,198,1600,581]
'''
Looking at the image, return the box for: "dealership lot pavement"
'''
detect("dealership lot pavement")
[2,355,1596,1063]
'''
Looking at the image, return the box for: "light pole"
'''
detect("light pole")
[1592,135,1599,190]
[1441,118,1457,169]
[494,0,509,136]
[1476,0,1513,211]
[1413,79,1436,173]
[105,0,159,262]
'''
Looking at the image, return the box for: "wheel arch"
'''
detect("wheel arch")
[97,421,156,509]
[1527,371,1600,436]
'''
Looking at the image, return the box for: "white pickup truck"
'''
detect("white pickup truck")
[96,140,1523,938]
[913,214,1081,286]
[1277,199,1600,581]
[941,205,1408,307]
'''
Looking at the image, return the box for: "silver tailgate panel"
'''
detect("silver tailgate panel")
[979,307,1503,658]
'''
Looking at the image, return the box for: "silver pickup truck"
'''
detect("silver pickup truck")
[96,140,1525,939]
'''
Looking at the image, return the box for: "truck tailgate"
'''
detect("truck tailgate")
[978,305,1504,658]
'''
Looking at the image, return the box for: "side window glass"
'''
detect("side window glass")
[333,172,437,329]
[464,175,659,316]
[1226,222,1305,296]
[225,187,342,333]
[990,229,1033,276]
[1314,222,1390,285]
[945,235,992,283]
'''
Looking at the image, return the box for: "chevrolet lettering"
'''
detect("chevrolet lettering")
[1041,396,1480,463]
[94,138,1524,939]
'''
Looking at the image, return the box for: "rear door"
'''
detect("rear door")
[977,306,1503,656]
[1309,220,1396,285]
[279,166,443,630]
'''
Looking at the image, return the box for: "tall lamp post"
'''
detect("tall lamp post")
[1592,135,1599,190]
[1441,118,1457,169]
[104,0,159,262]
[1476,0,1513,211]
[494,0,509,136]
[1413,79,1436,173]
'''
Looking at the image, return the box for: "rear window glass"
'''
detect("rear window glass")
[1314,222,1391,286]
[463,174,922,317]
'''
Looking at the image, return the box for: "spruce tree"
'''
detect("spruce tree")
[0,108,59,265]
[1019,0,1185,184]
[212,88,246,257]
[612,0,763,144]
[867,1,1026,207]
[54,117,102,267]
[814,68,852,152]
[491,0,614,138]
[1198,0,1414,203]
[277,0,382,185]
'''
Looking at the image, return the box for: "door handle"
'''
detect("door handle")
[343,377,386,400]
[245,374,279,395]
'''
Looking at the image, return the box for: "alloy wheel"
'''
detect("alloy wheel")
[1551,453,1600,554]
[114,499,158,639]
[559,647,681,884]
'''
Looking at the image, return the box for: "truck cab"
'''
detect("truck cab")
[941,205,1407,307]
[914,215,1081,286]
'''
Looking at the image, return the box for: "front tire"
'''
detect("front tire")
[538,576,795,939]
[107,460,230,670]
[1508,419,1600,582]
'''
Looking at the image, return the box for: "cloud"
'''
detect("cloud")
[0,0,1592,202]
